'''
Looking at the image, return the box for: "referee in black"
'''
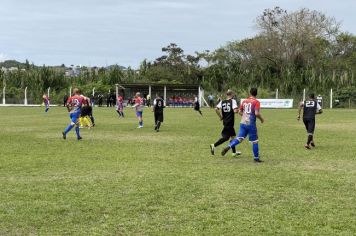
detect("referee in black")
[153,94,165,132]
[298,93,322,149]
[210,89,241,157]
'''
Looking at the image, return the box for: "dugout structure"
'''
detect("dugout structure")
[115,83,208,107]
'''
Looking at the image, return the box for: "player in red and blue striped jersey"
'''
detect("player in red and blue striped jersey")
[62,88,84,140]
[133,92,144,128]
[43,94,50,112]
[221,88,264,162]
[116,94,125,118]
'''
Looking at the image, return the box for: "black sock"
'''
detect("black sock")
[214,137,229,147]
[232,146,236,153]
[116,110,121,116]
[307,135,313,145]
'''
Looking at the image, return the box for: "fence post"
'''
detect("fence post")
[164,86,167,103]
[303,88,306,101]
[198,86,202,107]
[24,87,28,105]
[69,87,72,96]
[2,85,5,105]
[148,85,151,101]
[47,87,50,98]
[276,89,279,99]
[115,84,119,101]
[330,88,333,109]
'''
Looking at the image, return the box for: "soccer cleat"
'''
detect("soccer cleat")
[77,136,83,140]
[137,126,143,129]
[304,144,311,149]
[310,142,315,147]
[232,151,242,157]
[254,158,263,163]
[62,132,66,140]
[221,146,231,156]
[210,144,215,155]
[156,129,159,132]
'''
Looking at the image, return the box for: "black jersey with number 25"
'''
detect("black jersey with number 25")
[219,99,237,127]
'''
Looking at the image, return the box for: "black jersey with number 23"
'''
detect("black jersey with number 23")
[303,99,319,119]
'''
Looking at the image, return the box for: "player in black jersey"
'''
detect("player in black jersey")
[153,94,165,132]
[210,90,241,157]
[298,93,322,149]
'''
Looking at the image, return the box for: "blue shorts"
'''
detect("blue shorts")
[237,123,258,142]
[136,111,143,117]
[70,111,81,123]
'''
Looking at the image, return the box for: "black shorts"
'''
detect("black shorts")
[221,126,236,139]
[303,118,315,134]
[81,106,90,116]
[154,112,163,123]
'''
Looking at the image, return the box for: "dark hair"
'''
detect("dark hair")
[250,88,258,97]
[309,93,315,99]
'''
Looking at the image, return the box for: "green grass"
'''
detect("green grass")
[0,107,355,235]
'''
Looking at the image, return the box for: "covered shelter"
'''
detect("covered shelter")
[115,83,208,107]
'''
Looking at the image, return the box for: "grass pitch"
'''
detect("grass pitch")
[0,107,355,235]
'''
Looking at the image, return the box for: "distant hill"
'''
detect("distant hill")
[0,60,126,70]
[0,60,28,69]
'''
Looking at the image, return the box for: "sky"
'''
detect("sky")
[0,0,355,67]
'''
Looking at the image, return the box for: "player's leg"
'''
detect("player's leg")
[221,124,246,156]
[230,137,242,157]
[156,113,163,132]
[63,113,76,139]
[116,109,121,117]
[248,126,262,162]
[229,128,241,156]
[307,119,315,147]
[84,115,92,128]
[74,114,82,140]
[154,113,158,130]
[303,119,311,149]
[211,130,229,155]
[137,112,143,128]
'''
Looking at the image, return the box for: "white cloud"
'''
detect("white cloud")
[0,53,9,62]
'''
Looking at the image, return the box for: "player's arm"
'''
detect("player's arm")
[232,99,239,114]
[152,99,156,112]
[215,101,223,120]
[255,110,264,123]
[238,103,243,116]
[66,101,71,112]
[255,102,264,123]
[297,101,303,121]
[215,108,223,120]
[86,97,91,106]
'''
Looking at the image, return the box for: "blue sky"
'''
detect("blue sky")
[0,0,355,67]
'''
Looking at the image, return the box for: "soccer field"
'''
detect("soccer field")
[0,107,355,235]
